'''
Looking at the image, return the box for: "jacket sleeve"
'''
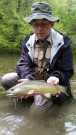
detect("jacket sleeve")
[16,47,36,80]
[49,46,74,85]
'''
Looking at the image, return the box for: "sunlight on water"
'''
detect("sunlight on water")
[65,122,76,135]
[0,113,25,135]
[65,122,76,132]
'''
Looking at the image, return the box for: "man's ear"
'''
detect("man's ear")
[50,22,54,27]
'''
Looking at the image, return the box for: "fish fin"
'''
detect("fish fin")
[43,93,51,99]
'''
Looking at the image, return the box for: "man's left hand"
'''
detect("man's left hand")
[47,76,59,84]
[47,76,61,96]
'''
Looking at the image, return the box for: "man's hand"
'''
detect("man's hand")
[19,90,37,99]
[47,76,61,96]
[47,76,59,84]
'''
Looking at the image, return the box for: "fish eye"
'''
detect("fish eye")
[10,88,14,91]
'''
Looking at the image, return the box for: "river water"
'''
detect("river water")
[0,54,76,135]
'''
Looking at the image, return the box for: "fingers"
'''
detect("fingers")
[51,91,61,97]
[18,94,30,99]
[55,91,61,97]
[18,90,37,99]
[47,76,60,96]
[47,76,59,84]
[18,79,29,83]
[27,90,37,95]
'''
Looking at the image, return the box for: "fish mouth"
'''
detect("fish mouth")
[6,90,20,98]
[6,93,15,98]
[6,90,14,96]
[6,93,20,98]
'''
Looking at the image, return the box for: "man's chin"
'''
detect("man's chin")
[38,36,46,41]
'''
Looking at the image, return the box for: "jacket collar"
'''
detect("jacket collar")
[25,29,64,62]
[26,29,64,48]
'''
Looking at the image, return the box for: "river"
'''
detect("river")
[0,54,76,135]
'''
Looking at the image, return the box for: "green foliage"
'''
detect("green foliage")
[0,0,76,53]
[0,0,32,52]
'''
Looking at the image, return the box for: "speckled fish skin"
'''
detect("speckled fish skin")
[6,80,67,98]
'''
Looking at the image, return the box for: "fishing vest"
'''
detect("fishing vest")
[33,41,51,80]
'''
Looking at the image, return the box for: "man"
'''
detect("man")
[1,2,74,112]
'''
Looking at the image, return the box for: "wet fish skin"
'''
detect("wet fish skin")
[6,80,67,98]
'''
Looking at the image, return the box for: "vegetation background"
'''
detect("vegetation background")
[0,0,76,53]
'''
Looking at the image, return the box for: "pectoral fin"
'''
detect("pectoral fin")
[43,93,51,99]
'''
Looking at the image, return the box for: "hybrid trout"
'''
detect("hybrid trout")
[6,80,67,98]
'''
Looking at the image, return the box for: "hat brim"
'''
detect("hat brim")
[23,13,59,23]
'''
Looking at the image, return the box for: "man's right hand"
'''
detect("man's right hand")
[19,90,37,99]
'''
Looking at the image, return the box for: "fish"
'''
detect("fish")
[6,80,67,98]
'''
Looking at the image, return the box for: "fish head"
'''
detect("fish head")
[6,87,23,98]
[6,81,28,98]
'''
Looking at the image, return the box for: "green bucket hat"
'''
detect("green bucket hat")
[23,2,59,23]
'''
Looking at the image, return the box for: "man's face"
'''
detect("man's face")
[31,19,54,41]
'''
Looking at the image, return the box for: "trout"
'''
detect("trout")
[6,80,67,98]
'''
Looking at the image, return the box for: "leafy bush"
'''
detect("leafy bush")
[0,0,76,53]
